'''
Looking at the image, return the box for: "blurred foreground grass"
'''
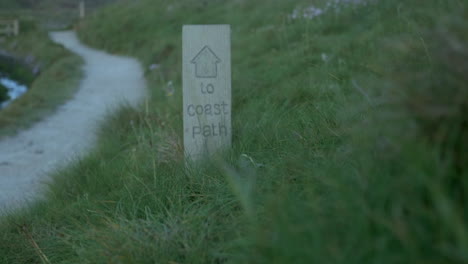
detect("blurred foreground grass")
[0,0,467,263]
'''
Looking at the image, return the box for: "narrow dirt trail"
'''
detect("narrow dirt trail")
[0,31,147,213]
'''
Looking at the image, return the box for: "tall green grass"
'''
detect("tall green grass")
[0,0,466,263]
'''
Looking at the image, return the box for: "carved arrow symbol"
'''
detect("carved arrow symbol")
[191,46,221,78]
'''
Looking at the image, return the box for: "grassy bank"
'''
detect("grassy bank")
[1,0,467,263]
[0,83,8,102]
[0,17,83,137]
[1,0,120,30]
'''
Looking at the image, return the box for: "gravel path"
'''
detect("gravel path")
[0,31,147,213]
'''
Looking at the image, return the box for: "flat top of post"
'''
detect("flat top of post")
[183,24,230,30]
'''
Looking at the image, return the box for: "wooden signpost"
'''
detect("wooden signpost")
[183,25,231,161]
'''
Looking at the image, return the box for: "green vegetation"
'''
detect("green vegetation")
[0,83,8,102]
[0,0,118,33]
[0,57,34,86]
[0,18,83,137]
[1,0,467,263]
[0,0,19,9]
[0,0,115,9]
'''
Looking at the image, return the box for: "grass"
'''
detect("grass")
[0,83,8,102]
[0,17,83,137]
[0,0,467,263]
[0,0,119,30]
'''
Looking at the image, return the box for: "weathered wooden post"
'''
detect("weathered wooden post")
[13,19,19,36]
[4,22,11,36]
[79,1,86,19]
[183,25,232,161]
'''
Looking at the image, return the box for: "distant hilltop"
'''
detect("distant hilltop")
[0,0,118,10]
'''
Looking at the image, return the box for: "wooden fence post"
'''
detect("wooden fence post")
[79,1,86,19]
[13,19,19,36]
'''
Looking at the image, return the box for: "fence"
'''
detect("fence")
[0,20,19,37]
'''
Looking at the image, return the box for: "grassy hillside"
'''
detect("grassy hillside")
[0,0,116,9]
[0,0,119,30]
[1,0,467,263]
[0,0,19,9]
[0,18,83,136]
